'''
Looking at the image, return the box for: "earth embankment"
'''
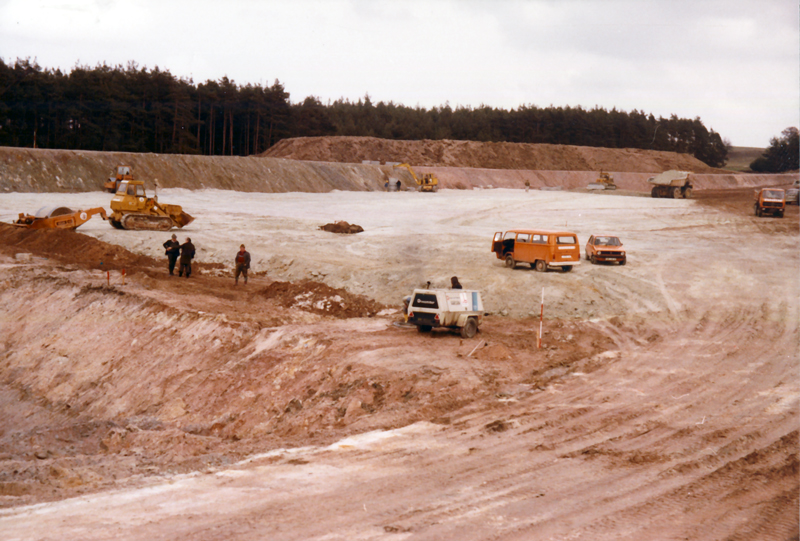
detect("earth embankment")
[262,136,725,172]
[1,143,793,194]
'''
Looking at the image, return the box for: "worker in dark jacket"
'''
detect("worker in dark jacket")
[450,276,462,289]
[163,234,180,275]
[178,237,195,278]
[234,244,251,285]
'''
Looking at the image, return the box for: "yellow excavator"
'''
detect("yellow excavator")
[109,179,194,230]
[393,163,439,192]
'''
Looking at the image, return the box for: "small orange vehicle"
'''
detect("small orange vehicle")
[491,229,580,272]
[585,235,626,265]
[754,188,785,218]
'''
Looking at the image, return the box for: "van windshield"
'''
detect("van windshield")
[763,190,784,199]
[557,236,576,244]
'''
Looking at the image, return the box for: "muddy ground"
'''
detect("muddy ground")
[0,181,797,540]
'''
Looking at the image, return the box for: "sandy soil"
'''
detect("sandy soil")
[262,136,724,173]
[0,182,797,540]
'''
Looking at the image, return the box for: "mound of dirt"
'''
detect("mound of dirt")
[0,223,157,271]
[260,279,385,318]
[319,221,364,234]
[262,136,723,173]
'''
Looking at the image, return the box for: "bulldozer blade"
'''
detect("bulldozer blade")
[177,212,194,228]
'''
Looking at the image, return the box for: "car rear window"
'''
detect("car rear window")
[557,236,576,245]
[412,293,439,309]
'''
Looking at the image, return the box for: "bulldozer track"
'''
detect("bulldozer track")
[120,213,175,231]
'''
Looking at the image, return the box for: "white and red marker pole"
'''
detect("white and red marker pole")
[538,287,545,349]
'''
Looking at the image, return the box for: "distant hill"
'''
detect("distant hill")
[725,146,765,172]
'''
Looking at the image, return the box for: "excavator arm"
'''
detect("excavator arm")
[393,163,420,184]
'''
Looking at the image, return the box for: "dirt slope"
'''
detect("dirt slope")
[262,136,723,172]
[1,144,793,195]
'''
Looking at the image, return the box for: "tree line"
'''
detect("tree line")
[749,127,799,173]
[1,58,729,167]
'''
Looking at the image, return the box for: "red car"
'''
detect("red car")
[585,235,626,265]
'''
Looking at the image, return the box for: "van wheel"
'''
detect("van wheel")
[505,254,516,269]
[417,325,432,333]
[535,260,546,272]
[460,318,478,339]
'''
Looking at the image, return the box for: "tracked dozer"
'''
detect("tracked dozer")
[14,206,108,229]
[587,171,617,190]
[109,179,194,231]
[103,165,134,193]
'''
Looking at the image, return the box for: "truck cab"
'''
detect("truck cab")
[754,188,785,218]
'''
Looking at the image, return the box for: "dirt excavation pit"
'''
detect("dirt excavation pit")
[0,183,798,540]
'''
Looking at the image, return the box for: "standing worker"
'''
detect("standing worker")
[524,179,530,193]
[178,237,195,278]
[234,244,251,285]
[396,179,401,192]
[163,233,180,276]
[450,276,462,289]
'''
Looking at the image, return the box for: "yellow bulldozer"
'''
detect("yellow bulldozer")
[15,206,108,230]
[587,171,617,190]
[109,179,194,231]
[103,165,134,193]
[393,163,439,192]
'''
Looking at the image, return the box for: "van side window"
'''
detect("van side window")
[557,235,576,244]
[532,234,547,244]
[517,233,530,243]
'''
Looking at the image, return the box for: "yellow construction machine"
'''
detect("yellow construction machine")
[587,171,617,190]
[103,165,134,193]
[109,179,194,230]
[15,207,108,230]
[393,163,439,192]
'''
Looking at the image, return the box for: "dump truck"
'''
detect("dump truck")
[109,179,194,230]
[393,163,439,192]
[587,171,617,190]
[753,188,785,218]
[103,165,134,193]
[648,170,693,198]
[14,207,108,230]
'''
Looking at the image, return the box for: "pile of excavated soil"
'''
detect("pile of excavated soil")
[0,223,158,271]
[261,279,384,318]
[262,136,723,173]
[318,221,364,234]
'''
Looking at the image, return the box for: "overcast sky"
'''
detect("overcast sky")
[1,0,797,148]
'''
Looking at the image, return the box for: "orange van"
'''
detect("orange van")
[491,230,581,272]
